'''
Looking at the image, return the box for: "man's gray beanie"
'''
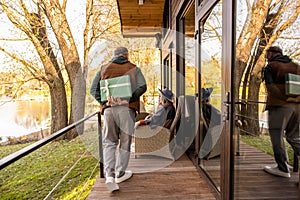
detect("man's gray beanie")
[114,47,128,56]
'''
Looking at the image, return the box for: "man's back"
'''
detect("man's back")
[264,53,299,106]
[267,57,298,84]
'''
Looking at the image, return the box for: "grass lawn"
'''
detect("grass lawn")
[241,134,295,165]
[0,136,99,200]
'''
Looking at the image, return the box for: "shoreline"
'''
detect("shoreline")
[0,128,51,146]
[0,96,50,103]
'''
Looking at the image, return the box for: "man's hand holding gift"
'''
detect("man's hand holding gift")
[287,95,300,103]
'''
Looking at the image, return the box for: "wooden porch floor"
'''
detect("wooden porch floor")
[87,143,299,200]
[87,153,215,200]
[234,142,299,199]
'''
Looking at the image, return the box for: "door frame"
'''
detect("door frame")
[194,0,236,199]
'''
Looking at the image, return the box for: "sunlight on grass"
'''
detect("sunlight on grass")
[0,137,99,200]
[60,178,97,200]
[241,134,294,165]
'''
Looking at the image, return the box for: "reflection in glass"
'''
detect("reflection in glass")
[199,1,222,191]
[184,4,196,96]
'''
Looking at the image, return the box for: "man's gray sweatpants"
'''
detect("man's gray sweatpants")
[268,103,300,172]
[102,106,135,178]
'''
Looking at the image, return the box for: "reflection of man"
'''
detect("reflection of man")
[199,87,222,159]
[90,47,147,191]
[263,46,300,178]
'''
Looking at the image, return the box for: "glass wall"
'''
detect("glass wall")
[198,1,223,191]
[184,3,196,96]
[233,1,300,199]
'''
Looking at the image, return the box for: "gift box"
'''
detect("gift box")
[100,75,132,103]
[285,73,300,96]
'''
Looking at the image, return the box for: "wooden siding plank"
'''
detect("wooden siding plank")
[118,0,165,8]
[120,9,164,14]
[117,0,165,37]
[121,14,163,19]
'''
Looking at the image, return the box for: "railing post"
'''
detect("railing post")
[98,112,104,178]
[298,156,300,194]
[293,153,298,172]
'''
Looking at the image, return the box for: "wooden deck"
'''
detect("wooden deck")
[87,154,215,200]
[87,142,299,200]
[233,142,299,199]
[202,142,299,199]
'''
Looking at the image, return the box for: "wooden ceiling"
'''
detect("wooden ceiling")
[116,0,165,37]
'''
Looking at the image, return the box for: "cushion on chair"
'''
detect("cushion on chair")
[134,126,174,160]
[133,96,184,160]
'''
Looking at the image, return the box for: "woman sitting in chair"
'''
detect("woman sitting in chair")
[135,88,176,129]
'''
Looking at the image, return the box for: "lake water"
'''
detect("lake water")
[0,97,50,140]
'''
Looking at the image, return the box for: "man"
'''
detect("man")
[263,46,300,178]
[134,88,175,129]
[90,47,147,191]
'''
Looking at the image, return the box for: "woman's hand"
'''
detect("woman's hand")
[134,121,140,129]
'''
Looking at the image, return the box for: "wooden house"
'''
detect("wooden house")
[112,0,300,199]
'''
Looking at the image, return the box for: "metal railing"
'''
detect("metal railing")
[0,111,104,177]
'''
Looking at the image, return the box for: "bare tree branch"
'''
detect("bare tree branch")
[0,46,48,83]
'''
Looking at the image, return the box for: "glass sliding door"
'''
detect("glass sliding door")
[176,0,197,158]
[198,0,223,191]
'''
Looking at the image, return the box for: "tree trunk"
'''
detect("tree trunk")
[235,0,273,107]
[29,12,68,133]
[41,0,86,138]
[49,77,68,133]
[240,59,252,116]
[243,74,261,135]
[241,7,287,136]
[66,63,86,139]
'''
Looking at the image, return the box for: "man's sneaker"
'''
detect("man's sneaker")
[269,164,293,171]
[105,177,119,192]
[115,170,133,184]
[264,166,291,178]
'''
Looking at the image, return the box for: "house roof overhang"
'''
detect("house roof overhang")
[116,0,165,38]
